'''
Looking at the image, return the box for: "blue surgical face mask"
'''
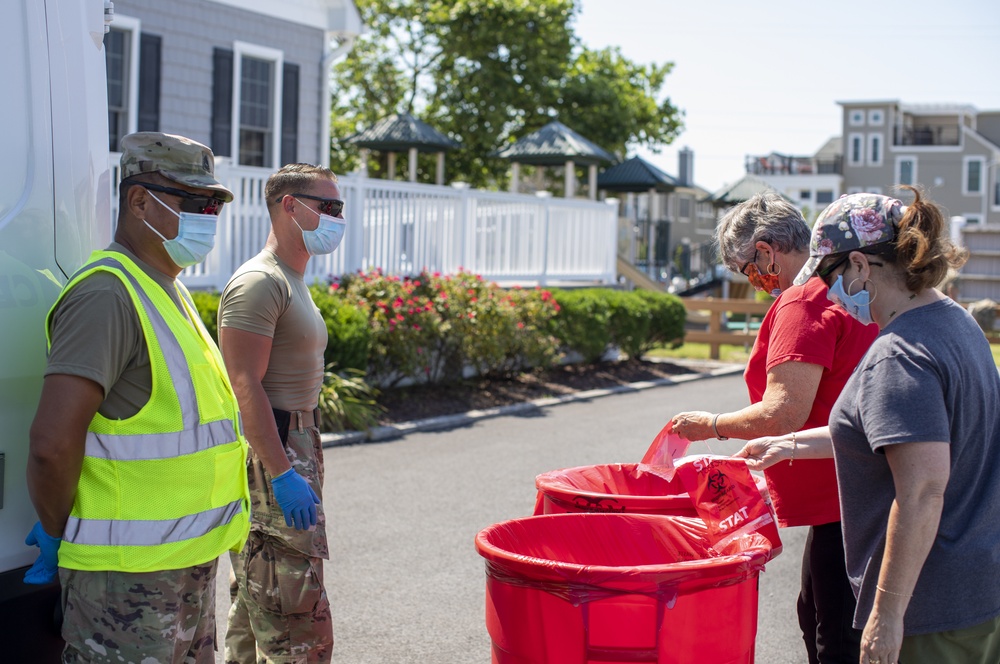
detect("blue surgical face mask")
[292,198,347,256]
[144,192,218,268]
[826,274,874,326]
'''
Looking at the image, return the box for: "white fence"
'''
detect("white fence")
[111,157,619,291]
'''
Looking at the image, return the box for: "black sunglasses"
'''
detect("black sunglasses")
[284,193,345,217]
[137,182,225,216]
[817,254,850,285]
[739,250,759,277]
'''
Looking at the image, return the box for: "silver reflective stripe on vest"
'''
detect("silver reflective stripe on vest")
[83,257,200,431]
[64,499,243,546]
[85,418,237,460]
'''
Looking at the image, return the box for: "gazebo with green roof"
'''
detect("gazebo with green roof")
[346,113,460,184]
[494,120,616,199]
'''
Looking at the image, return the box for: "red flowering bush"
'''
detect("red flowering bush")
[337,269,561,385]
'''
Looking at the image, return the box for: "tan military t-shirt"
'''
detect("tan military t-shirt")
[218,248,327,411]
[45,243,187,420]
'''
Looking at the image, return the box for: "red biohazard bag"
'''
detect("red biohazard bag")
[639,422,692,480]
[674,455,778,550]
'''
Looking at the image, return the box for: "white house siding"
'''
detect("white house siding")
[112,0,325,164]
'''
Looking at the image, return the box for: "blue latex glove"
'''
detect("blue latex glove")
[24,521,61,585]
[270,468,320,530]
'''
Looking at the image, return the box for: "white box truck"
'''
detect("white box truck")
[1,0,111,658]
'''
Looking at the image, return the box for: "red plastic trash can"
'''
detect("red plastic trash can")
[475,512,774,664]
[534,462,782,555]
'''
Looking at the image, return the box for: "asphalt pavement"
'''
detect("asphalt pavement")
[215,368,809,663]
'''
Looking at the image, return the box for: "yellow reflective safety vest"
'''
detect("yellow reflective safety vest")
[47,251,250,572]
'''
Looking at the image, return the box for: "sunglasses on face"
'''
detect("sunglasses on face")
[139,182,225,216]
[817,255,850,286]
[739,250,759,278]
[285,193,345,217]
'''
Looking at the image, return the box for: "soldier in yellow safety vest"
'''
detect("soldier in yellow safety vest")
[25,132,251,663]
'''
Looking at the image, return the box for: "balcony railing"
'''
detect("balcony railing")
[893,125,961,146]
[745,156,842,176]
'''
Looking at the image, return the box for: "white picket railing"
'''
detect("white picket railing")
[111,157,619,291]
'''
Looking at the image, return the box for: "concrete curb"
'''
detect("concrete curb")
[320,362,745,448]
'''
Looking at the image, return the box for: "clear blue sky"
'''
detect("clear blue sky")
[572,0,1000,193]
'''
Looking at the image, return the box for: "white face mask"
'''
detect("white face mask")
[292,198,347,256]
[144,192,218,268]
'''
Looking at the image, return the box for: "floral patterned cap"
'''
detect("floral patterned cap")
[792,193,905,286]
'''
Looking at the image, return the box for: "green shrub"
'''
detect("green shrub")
[549,289,613,363]
[549,288,686,361]
[189,290,221,342]
[310,284,371,373]
[633,290,686,354]
[605,290,653,360]
[317,366,384,432]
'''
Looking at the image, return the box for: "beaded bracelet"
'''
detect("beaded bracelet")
[789,431,796,466]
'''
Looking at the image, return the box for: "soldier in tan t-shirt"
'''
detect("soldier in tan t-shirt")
[219,163,347,663]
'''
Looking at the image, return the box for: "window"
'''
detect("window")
[896,156,917,186]
[678,198,691,219]
[103,16,141,152]
[220,42,284,168]
[847,187,863,195]
[964,156,985,195]
[239,56,275,166]
[220,46,299,167]
[994,178,1000,209]
[963,214,982,225]
[867,134,883,167]
[800,190,812,200]
[816,190,834,205]
[868,109,884,126]
[848,133,864,166]
[849,110,865,126]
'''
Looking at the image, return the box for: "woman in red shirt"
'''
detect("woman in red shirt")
[670,193,878,664]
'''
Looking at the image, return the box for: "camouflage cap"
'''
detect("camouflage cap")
[120,132,234,202]
[793,193,905,286]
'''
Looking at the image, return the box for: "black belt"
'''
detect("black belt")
[271,408,321,445]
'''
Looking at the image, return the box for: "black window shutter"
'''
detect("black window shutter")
[211,48,234,157]
[137,34,161,132]
[280,62,300,166]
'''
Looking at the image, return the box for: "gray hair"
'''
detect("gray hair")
[715,192,811,272]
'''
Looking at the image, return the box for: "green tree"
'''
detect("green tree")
[330,0,684,188]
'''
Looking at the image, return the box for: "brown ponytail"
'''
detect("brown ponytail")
[892,186,968,292]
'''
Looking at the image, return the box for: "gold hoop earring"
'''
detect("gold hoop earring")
[767,260,781,276]
[848,278,878,303]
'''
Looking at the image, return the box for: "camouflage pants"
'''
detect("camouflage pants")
[59,561,218,664]
[225,530,333,664]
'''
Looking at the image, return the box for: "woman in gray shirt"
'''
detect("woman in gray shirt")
[736,188,1000,664]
